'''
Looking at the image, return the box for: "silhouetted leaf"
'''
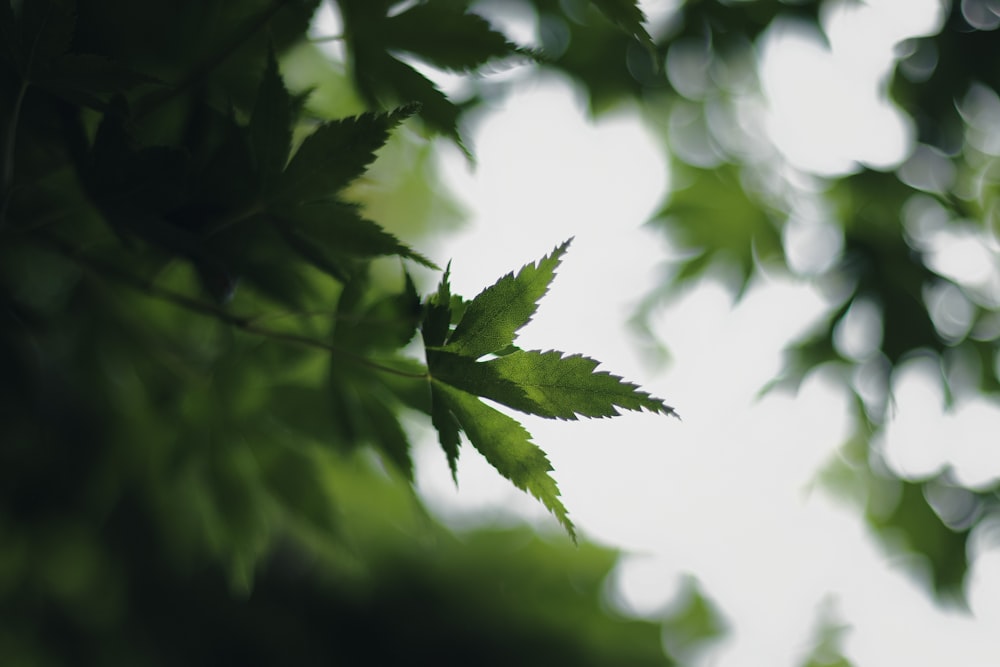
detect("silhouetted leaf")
[250,45,292,192]
[275,105,417,204]
[383,4,525,72]
[272,200,437,276]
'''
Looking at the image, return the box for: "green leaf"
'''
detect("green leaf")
[434,381,575,540]
[430,383,462,482]
[428,348,676,419]
[334,270,423,352]
[272,200,437,275]
[354,49,465,149]
[274,105,417,204]
[589,0,655,53]
[488,349,676,419]
[383,5,524,72]
[651,164,782,294]
[428,349,542,415]
[443,239,571,359]
[250,45,292,192]
[421,263,454,348]
[362,395,414,480]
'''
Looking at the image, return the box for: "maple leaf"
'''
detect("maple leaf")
[433,380,575,541]
[442,239,571,359]
[422,241,676,538]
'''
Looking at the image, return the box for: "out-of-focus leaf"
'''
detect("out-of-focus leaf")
[589,0,654,53]
[651,164,783,293]
[867,479,970,598]
[274,105,417,204]
[249,45,292,192]
[382,4,525,72]
[272,200,437,277]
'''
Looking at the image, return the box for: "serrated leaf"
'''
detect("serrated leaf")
[430,383,462,482]
[434,380,575,540]
[272,199,437,273]
[383,5,523,72]
[421,263,453,348]
[250,45,292,192]
[488,349,676,419]
[274,105,416,204]
[428,349,543,415]
[428,348,675,419]
[443,239,571,359]
[355,50,465,149]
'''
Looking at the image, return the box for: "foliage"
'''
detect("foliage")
[0,0,680,663]
[4,0,1000,662]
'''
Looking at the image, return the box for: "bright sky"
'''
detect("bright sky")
[316,1,1000,665]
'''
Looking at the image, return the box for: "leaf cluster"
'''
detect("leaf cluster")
[0,5,680,643]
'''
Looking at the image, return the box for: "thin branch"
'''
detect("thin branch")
[309,34,344,43]
[40,234,429,380]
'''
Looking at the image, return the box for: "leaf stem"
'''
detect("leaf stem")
[39,234,429,380]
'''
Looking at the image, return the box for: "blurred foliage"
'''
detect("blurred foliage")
[6,0,1000,661]
[0,0,684,663]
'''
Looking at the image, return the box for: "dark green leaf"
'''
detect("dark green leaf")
[434,380,575,540]
[430,383,462,482]
[362,396,414,480]
[421,263,454,348]
[443,239,571,359]
[250,45,292,192]
[589,0,654,53]
[35,54,157,98]
[334,270,423,352]
[272,199,437,274]
[274,105,417,204]
[383,5,524,72]
[354,49,465,149]
[17,0,75,75]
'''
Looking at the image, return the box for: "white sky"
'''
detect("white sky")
[316,1,1000,665]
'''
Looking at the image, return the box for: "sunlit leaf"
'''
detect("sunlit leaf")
[443,239,571,359]
[433,381,575,540]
